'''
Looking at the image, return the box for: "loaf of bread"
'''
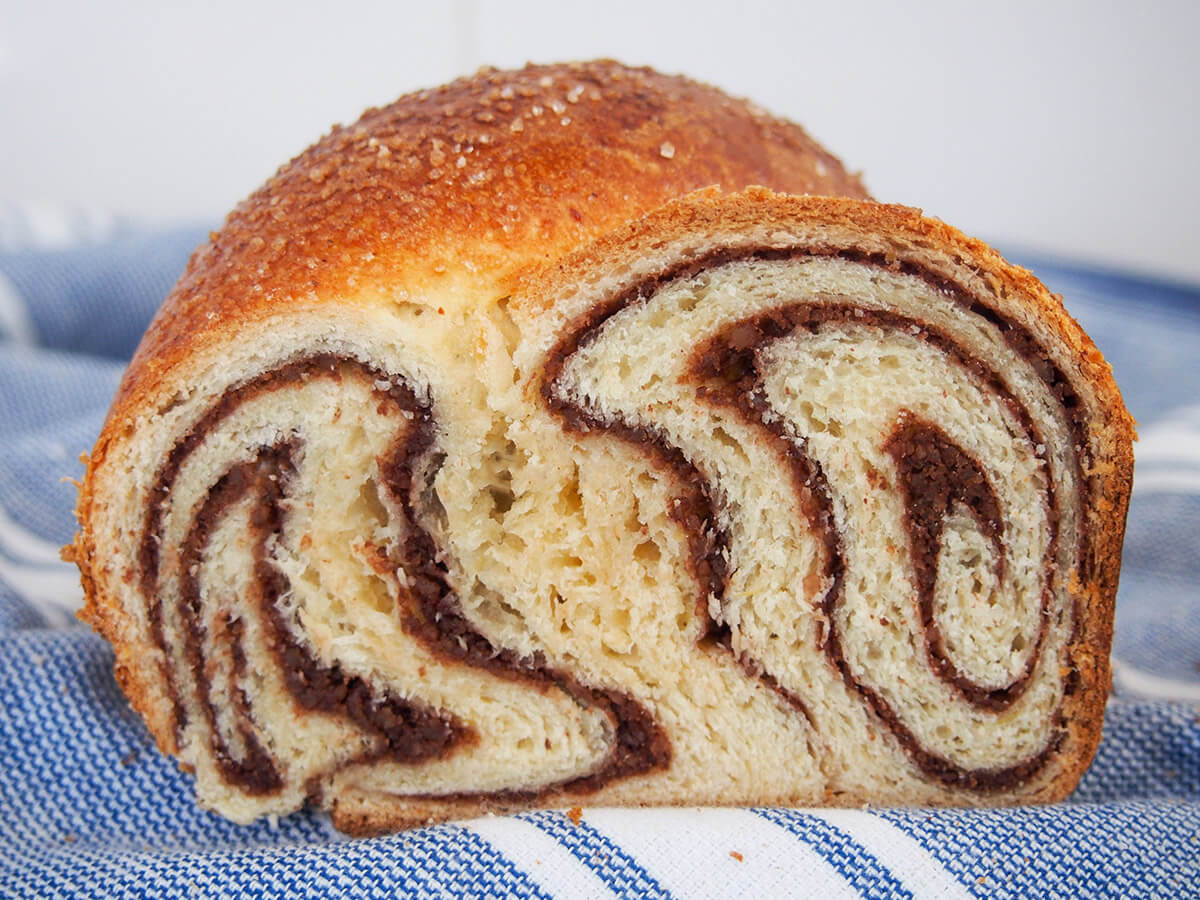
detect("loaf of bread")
[71,61,1133,835]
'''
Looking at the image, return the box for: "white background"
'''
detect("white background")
[1,0,1196,283]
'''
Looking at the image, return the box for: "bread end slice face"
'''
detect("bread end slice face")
[515,190,1131,813]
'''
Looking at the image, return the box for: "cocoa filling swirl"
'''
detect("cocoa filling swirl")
[141,355,668,797]
[542,247,1083,790]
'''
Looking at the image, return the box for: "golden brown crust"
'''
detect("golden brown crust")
[103,61,867,432]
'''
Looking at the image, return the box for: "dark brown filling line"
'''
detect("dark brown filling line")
[540,244,1088,545]
[694,304,1059,788]
[178,457,283,794]
[886,412,1023,710]
[542,249,1078,790]
[696,305,1055,715]
[249,440,473,767]
[543,378,818,727]
[373,382,670,798]
[143,354,667,797]
[148,361,473,786]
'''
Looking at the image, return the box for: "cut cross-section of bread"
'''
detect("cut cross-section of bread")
[522,191,1132,813]
[71,61,1132,835]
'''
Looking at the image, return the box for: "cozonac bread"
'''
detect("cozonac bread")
[71,61,1133,835]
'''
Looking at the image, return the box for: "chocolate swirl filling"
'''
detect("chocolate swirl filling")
[694,304,1058,788]
[543,248,1079,790]
[885,413,1032,710]
[177,455,285,794]
[142,355,667,796]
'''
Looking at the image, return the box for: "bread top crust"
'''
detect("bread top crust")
[105,60,867,430]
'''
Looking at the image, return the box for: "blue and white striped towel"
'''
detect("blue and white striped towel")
[1,215,1197,898]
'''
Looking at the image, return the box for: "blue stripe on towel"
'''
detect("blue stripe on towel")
[754,808,912,899]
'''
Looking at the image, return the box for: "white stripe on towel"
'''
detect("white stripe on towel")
[0,555,83,626]
[1135,415,1200,465]
[1131,470,1200,496]
[1112,658,1200,703]
[0,504,68,564]
[466,814,616,898]
[0,268,36,345]
[0,504,83,625]
[811,809,972,900]
[582,807,861,900]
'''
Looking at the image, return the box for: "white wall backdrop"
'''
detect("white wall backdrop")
[2,0,1197,283]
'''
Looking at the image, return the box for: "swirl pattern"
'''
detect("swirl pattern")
[133,350,670,821]
[76,189,1130,832]
[541,244,1088,796]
